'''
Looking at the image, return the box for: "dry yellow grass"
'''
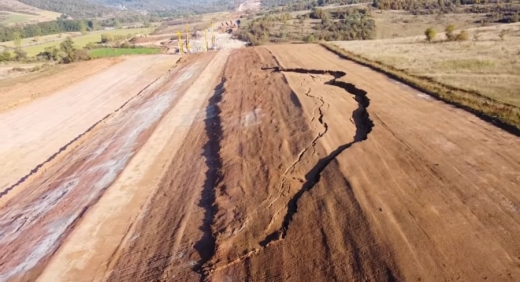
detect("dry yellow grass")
[322,42,520,133]
[333,23,520,107]
[372,9,488,39]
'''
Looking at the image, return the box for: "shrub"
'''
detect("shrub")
[101,34,113,43]
[37,46,60,61]
[305,34,316,43]
[310,8,331,20]
[119,42,132,48]
[425,27,436,42]
[445,24,455,41]
[73,49,90,62]
[455,30,469,41]
[0,50,12,61]
[14,48,27,61]
[512,13,519,23]
[85,42,99,49]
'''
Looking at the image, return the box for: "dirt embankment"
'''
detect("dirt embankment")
[103,46,520,282]
[1,44,519,282]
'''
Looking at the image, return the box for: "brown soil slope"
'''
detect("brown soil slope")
[99,46,520,281]
[1,45,519,282]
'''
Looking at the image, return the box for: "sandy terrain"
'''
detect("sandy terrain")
[0,44,519,282]
[0,55,178,199]
[0,58,122,113]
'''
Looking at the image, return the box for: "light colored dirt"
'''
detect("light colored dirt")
[1,44,519,282]
[0,55,178,201]
[0,58,122,113]
[37,51,231,282]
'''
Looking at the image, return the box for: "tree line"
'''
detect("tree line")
[237,6,375,45]
[0,19,99,42]
[262,0,371,13]
[18,0,114,18]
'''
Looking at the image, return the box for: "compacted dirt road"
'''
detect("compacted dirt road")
[1,45,519,282]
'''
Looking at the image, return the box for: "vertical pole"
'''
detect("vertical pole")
[211,22,215,49]
[177,31,183,55]
[204,29,208,52]
[186,25,190,53]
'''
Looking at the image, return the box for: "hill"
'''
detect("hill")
[17,0,116,18]
[0,0,61,25]
[15,0,235,19]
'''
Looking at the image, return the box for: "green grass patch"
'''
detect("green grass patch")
[1,13,29,25]
[436,59,496,72]
[17,28,154,56]
[89,48,160,58]
[321,42,520,135]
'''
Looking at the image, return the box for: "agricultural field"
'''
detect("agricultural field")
[2,27,154,56]
[89,47,161,58]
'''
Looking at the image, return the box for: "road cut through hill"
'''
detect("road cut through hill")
[0,45,519,282]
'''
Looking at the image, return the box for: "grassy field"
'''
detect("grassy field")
[333,22,520,107]
[0,12,29,25]
[0,11,61,25]
[89,48,161,58]
[3,28,155,56]
[0,0,61,25]
[371,9,488,39]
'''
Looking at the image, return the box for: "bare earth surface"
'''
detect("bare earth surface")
[0,58,123,114]
[0,55,177,201]
[1,44,519,282]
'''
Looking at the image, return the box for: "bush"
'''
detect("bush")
[425,27,436,42]
[0,50,12,61]
[14,48,27,61]
[445,24,455,41]
[119,42,132,48]
[310,8,331,20]
[305,34,316,43]
[73,49,91,62]
[85,42,100,49]
[101,34,113,43]
[455,30,469,41]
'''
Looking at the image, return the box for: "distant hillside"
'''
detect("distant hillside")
[16,0,235,19]
[18,0,116,18]
[91,0,236,14]
[0,0,61,25]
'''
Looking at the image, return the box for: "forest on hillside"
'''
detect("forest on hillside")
[18,0,115,18]
[16,0,236,19]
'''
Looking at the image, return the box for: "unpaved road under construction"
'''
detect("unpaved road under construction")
[1,45,520,282]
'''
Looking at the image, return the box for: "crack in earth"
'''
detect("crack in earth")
[259,67,373,246]
[203,66,374,276]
